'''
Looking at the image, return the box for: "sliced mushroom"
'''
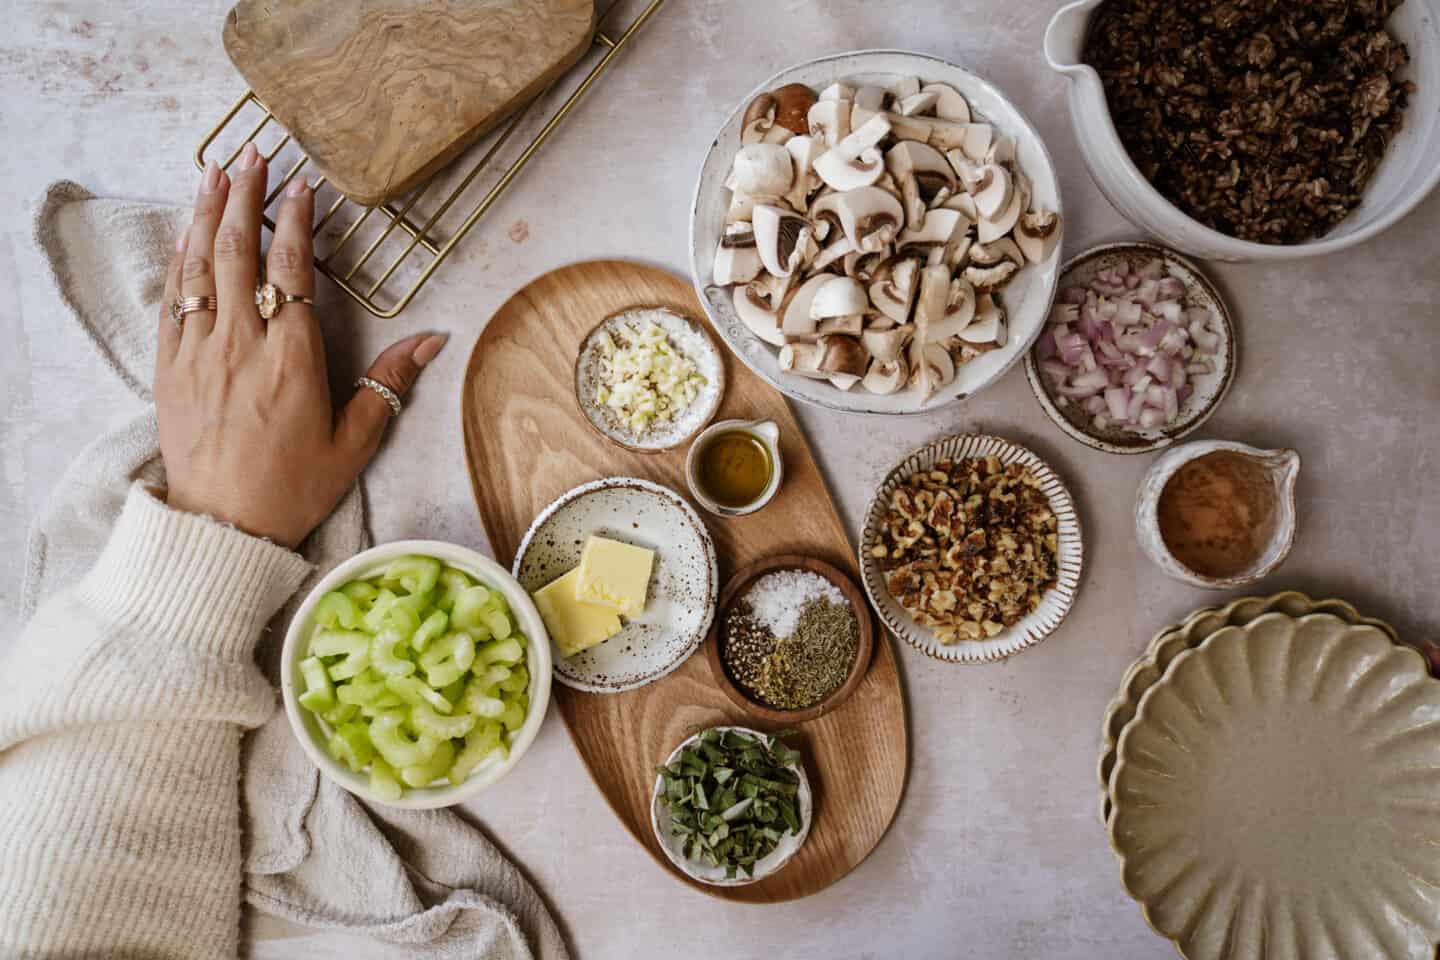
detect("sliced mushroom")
[863,325,911,364]
[810,232,856,273]
[922,276,976,341]
[812,114,892,191]
[753,204,812,278]
[957,123,993,162]
[865,311,898,331]
[946,235,974,271]
[1014,209,1062,263]
[941,191,979,222]
[713,223,763,286]
[962,260,1018,292]
[851,85,888,128]
[843,247,889,281]
[784,135,824,211]
[971,164,1013,220]
[897,208,965,256]
[897,90,940,116]
[818,82,856,102]
[959,293,1006,345]
[810,186,903,254]
[779,341,826,378]
[868,256,920,324]
[977,171,1029,244]
[780,274,832,340]
[816,334,870,379]
[885,140,957,230]
[810,275,869,320]
[922,83,971,122]
[918,117,970,151]
[945,150,986,193]
[732,283,785,346]
[741,93,792,146]
[772,83,818,134]
[973,236,1025,269]
[893,76,921,99]
[862,358,908,395]
[807,99,851,147]
[914,264,951,341]
[986,134,1016,166]
[818,314,864,337]
[727,144,794,197]
[725,191,761,225]
[883,111,934,143]
[907,339,956,402]
[830,372,862,391]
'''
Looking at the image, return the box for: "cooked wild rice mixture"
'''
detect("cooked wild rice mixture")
[1084,0,1414,244]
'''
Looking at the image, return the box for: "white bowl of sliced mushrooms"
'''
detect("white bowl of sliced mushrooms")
[690,50,1063,414]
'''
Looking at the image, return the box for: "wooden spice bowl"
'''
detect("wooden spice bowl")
[703,555,875,724]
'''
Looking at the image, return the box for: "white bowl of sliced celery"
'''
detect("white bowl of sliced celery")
[281,540,552,808]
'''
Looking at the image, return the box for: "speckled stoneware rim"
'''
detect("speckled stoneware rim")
[1023,241,1237,455]
[689,48,1062,415]
[511,477,719,694]
[1095,591,1402,824]
[1106,612,1440,960]
[859,434,1084,664]
[650,725,813,887]
[573,305,726,454]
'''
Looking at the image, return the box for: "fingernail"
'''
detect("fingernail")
[285,176,309,198]
[238,142,259,171]
[174,225,188,253]
[412,333,448,367]
[200,160,221,195]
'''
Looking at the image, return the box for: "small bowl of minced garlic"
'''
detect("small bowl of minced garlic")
[704,555,874,723]
[574,306,726,453]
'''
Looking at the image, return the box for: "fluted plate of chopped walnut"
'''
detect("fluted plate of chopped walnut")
[860,435,1083,663]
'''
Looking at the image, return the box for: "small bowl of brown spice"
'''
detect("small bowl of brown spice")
[704,556,873,724]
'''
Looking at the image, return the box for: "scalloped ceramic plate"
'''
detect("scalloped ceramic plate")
[512,478,718,694]
[1109,612,1440,960]
[858,434,1083,663]
[1096,591,1400,822]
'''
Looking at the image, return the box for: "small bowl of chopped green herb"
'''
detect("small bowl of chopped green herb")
[281,541,552,809]
[651,726,812,885]
[704,556,873,724]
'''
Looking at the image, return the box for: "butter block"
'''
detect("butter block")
[533,569,622,658]
[575,536,654,617]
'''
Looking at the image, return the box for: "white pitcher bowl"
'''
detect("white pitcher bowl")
[1044,0,1440,262]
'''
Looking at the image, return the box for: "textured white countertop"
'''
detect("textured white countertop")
[3,2,1438,958]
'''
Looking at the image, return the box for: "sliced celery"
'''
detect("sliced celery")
[463,681,507,719]
[478,638,524,667]
[336,672,388,706]
[499,665,529,695]
[361,589,401,633]
[481,608,512,641]
[400,738,455,788]
[419,632,475,688]
[321,702,360,726]
[440,677,467,707]
[411,610,449,653]
[370,710,440,768]
[498,700,526,731]
[435,568,475,613]
[297,656,336,712]
[341,580,381,608]
[384,555,442,597]
[327,721,374,773]
[311,629,369,658]
[476,665,511,688]
[314,592,361,630]
[450,722,506,785]
[370,628,416,677]
[369,756,403,803]
[450,585,494,631]
[326,646,371,682]
[411,703,476,740]
[380,602,422,641]
[385,675,452,714]
[359,692,404,716]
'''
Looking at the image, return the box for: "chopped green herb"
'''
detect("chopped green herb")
[655,728,804,879]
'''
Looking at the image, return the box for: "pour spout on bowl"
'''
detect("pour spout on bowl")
[1044,0,1104,74]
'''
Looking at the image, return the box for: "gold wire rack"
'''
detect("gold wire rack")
[194,0,666,318]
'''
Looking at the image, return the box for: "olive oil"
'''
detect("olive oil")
[1157,451,1276,579]
[696,430,773,508]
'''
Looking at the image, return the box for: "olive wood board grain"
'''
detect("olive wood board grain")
[223,0,596,206]
[461,260,909,903]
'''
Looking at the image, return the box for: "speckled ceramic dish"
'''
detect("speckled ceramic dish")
[858,434,1083,664]
[1024,242,1236,454]
[574,307,725,453]
[651,726,813,886]
[1096,591,1402,823]
[1109,612,1440,960]
[513,478,718,693]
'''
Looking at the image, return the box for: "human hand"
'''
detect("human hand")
[156,143,446,548]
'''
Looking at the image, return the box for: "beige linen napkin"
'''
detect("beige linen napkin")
[26,181,568,960]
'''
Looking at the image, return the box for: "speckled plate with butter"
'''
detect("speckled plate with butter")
[513,477,719,693]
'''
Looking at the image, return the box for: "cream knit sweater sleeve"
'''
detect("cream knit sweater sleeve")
[0,485,313,958]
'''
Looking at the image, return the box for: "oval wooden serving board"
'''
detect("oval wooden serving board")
[461,260,908,903]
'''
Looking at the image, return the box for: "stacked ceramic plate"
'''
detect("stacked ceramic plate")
[1101,592,1440,960]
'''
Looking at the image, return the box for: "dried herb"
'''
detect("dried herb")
[1084,0,1414,244]
[655,728,802,879]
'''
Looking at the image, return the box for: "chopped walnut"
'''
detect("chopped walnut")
[878,455,1058,644]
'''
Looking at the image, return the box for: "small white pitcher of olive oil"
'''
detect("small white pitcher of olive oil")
[685,419,783,517]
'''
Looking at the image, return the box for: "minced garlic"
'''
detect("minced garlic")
[594,318,707,434]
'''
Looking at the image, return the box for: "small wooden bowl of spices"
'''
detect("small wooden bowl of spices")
[704,555,874,724]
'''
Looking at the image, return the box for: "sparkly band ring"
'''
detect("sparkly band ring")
[355,377,402,417]
[170,295,218,329]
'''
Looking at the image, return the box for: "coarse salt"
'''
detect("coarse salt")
[742,569,845,638]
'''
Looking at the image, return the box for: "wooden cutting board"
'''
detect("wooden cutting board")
[461,260,909,903]
[223,0,596,206]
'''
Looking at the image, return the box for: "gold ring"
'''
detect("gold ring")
[354,377,402,417]
[256,280,314,320]
[170,295,218,329]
